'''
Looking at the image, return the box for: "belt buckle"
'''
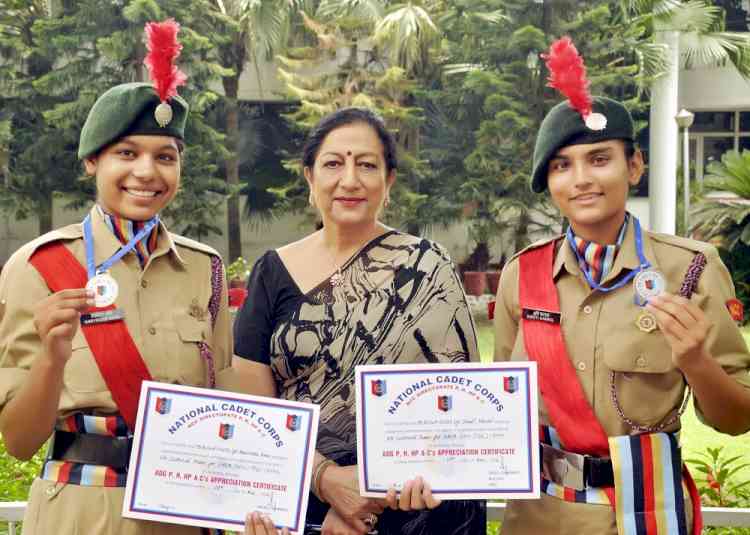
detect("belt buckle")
[540,443,586,491]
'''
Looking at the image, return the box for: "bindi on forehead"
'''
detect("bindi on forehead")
[347,150,352,156]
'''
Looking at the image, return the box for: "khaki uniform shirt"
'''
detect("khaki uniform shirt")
[493,222,750,535]
[0,206,234,535]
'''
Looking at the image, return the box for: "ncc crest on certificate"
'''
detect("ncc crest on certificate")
[355,362,539,500]
[123,382,319,534]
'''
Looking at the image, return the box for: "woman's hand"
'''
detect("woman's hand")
[384,476,442,511]
[645,293,713,370]
[319,465,384,533]
[321,507,369,535]
[33,288,93,367]
[244,512,289,535]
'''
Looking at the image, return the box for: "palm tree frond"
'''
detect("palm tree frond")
[241,0,292,59]
[680,31,750,75]
[442,63,485,76]
[656,1,720,33]
[373,4,438,74]
[316,0,385,23]
[470,10,509,26]
[692,150,750,246]
[635,41,670,77]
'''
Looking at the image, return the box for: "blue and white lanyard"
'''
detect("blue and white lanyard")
[566,216,650,294]
[83,214,159,279]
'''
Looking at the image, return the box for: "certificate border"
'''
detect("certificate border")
[357,363,538,498]
[126,382,317,532]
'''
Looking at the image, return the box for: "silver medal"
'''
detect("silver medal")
[86,272,119,308]
[633,269,666,302]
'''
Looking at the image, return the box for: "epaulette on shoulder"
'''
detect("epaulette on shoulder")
[648,232,717,258]
[507,234,563,264]
[171,233,221,258]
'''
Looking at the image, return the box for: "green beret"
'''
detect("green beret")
[78,82,188,159]
[531,96,634,193]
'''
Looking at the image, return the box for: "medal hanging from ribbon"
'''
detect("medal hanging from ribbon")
[632,269,666,307]
[566,216,647,293]
[83,213,159,308]
[566,216,665,333]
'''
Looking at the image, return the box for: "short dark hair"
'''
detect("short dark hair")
[302,108,398,173]
[623,139,636,160]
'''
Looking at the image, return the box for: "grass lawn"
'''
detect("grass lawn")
[476,319,750,484]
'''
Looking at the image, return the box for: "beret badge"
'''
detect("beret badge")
[585,112,607,131]
[154,102,174,127]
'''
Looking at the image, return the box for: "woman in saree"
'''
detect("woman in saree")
[237,108,486,535]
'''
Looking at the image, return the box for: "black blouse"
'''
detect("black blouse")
[234,250,306,365]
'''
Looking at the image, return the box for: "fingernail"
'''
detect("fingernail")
[86,290,95,297]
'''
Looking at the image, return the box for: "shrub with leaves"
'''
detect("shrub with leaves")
[687,445,750,508]
[226,256,251,283]
[0,437,45,502]
[691,149,750,324]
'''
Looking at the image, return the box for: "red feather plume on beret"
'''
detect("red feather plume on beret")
[144,19,187,103]
[542,37,606,130]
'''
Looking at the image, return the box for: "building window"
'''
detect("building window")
[718,0,749,32]
[689,110,750,184]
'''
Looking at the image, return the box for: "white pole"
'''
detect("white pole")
[649,30,680,235]
[683,125,690,235]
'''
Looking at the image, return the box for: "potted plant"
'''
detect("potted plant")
[462,221,492,296]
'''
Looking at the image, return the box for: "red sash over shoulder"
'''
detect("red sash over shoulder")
[519,241,617,507]
[30,242,151,430]
[519,241,611,458]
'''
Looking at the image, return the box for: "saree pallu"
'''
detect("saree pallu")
[269,232,485,534]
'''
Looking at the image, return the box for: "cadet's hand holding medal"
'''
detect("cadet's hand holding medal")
[645,294,713,369]
[33,288,95,366]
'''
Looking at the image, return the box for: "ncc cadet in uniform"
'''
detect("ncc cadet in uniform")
[0,20,238,534]
[493,37,750,535]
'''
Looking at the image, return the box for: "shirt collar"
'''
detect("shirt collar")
[552,214,658,283]
[89,206,186,267]
[600,215,657,285]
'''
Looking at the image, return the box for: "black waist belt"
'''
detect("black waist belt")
[586,455,614,488]
[540,443,614,490]
[50,430,133,470]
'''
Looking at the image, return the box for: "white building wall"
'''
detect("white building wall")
[679,65,750,110]
[627,197,650,230]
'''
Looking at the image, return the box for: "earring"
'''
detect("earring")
[309,193,316,208]
[384,196,390,208]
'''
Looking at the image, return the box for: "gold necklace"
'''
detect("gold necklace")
[326,244,345,288]
[325,226,387,289]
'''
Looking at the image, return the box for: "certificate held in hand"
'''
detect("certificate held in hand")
[355,362,539,500]
[123,381,319,534]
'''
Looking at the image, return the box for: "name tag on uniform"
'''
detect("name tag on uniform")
[80,309,125,325]
[522,308,561,324]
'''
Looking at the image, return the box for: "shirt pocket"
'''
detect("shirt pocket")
[172,311,211,386]
[602,328,685,429]
[63,333,109,394]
